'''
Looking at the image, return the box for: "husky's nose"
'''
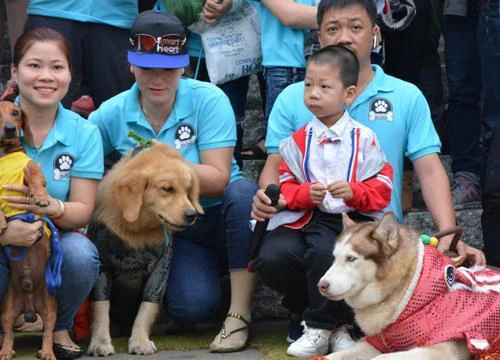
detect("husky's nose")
[4,123,17,138]
[318,279,330,292]
[184,209,199,224]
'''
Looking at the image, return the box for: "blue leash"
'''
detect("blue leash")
[4,212,63,295]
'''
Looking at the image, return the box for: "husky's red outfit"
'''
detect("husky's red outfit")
[365,243,500,355]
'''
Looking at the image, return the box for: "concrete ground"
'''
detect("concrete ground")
[80,348,263,360]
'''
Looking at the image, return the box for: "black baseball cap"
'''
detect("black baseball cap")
[128,10,189,69]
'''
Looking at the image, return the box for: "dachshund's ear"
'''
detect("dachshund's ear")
[188,168,204,215]
[19,109,26,130]
[112,171,148,223]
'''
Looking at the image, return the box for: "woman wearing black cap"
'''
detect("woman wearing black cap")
[89,10,258,353]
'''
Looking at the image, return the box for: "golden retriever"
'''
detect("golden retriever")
[87,143,203,356]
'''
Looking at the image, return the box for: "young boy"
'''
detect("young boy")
[273,45,393,357]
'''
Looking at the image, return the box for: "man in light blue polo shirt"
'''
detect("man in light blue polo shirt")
[250,0,485,357]
[25,0,138,108]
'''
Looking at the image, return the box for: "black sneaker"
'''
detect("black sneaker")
[287,313,304,343]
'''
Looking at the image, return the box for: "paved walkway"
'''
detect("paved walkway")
[80,348,263,359]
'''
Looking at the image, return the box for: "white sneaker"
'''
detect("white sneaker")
[286,321,332,357]
[329,325,357,352]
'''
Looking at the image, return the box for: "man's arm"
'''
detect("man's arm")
[252,154,287,221]
[261,0,318,29]
[414,153,486,266]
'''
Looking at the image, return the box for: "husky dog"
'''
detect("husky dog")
[317,212,500,360]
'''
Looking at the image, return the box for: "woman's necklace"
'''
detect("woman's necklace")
[140,98,166,134]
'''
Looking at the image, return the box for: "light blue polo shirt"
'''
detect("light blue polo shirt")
[89,78,242,209]
[249,0,315,68]
[27,0,138,29]
[18,103,104,202]
[266,65,441,221]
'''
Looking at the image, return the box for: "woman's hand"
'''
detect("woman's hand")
[0,219,43,247]
[2,184,61,217]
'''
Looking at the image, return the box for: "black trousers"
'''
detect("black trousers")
[25,15,134,108]
[482,127,500,267]
[252,210,371,330]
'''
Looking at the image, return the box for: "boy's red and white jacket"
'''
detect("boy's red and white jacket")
[268,116,393,230]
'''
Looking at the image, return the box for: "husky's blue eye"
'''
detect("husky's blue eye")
[346,255,357,262]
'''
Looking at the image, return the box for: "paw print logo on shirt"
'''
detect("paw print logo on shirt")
[369,98,394,122]
[58,155,73,170]
[174,123,196,150]
[374,100,389,113]
[53,153,75,180]
[178,126,192,140]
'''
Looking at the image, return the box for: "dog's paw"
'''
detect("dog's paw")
[128,335,157,355]
[38,350,56,360]
[87,337,115,357]
[0,350,14,360]
[34,196,50,208]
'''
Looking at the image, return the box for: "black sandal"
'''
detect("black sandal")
[51,343,83,360]
[239,139,267,160]
[210,312,250,353]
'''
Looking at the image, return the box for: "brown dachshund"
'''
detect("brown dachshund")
[0,101,57,360]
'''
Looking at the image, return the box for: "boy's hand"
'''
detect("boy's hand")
[310,183,326,205]
[327,180,353,200]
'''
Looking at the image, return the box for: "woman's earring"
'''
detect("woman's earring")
[373,34,377,49]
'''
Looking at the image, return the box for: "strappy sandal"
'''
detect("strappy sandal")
[38,343,83,360]
[209,312,250,353]
[239,138,267,161]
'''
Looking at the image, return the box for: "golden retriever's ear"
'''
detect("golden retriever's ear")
[112,172,148,223]
[188,168,204,215]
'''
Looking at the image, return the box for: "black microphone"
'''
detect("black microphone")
[248,184,280,261]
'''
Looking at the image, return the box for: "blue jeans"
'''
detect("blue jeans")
[443,11,482,177]
[478,8,500,165]
[0,231,99,332]
[264,67,306,121]
[163,179,258,326]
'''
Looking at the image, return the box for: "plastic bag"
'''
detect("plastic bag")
[198,1,262,84]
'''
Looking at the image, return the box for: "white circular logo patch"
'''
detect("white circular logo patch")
[53,153,74,180]
[369,98,394,122]
[174,123,196,150]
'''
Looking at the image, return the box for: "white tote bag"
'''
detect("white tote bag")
[197,1,262,84]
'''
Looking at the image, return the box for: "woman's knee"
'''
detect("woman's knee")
[60,232,99,285]
[222,179,258,212]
